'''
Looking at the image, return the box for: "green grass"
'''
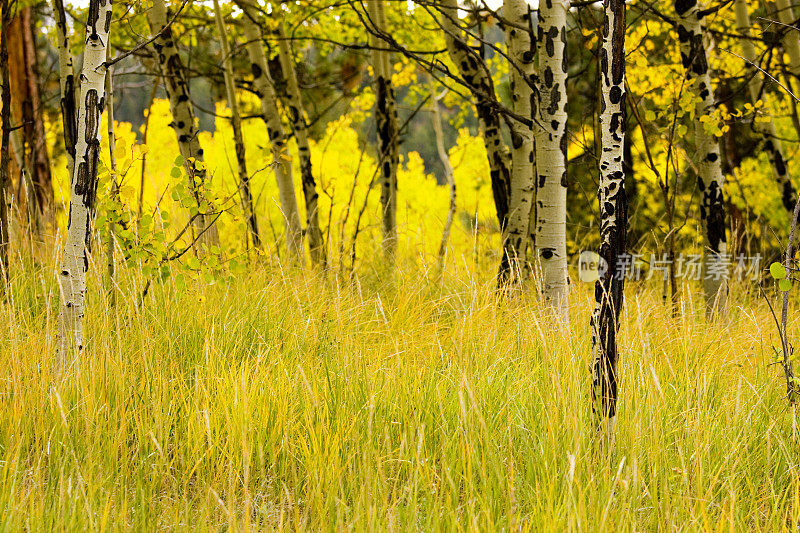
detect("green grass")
[2,255,800,531]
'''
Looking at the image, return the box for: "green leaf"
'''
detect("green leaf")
[171,167,182,179]
[174,155,185,167]
[771,262,787,279]
[780,278,792,292]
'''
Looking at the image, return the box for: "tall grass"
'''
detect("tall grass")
[2,248,799,530]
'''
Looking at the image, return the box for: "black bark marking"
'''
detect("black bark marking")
[675,0,697,16]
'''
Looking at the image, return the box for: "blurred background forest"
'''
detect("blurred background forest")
[7,0,799,280]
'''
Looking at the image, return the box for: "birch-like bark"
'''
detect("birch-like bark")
[776,0,800,75]
[272,7,326,267]
[591,0,627,427]
[503,0,536,284]
[675,0,727,315]
[0,0,10,279]
[367,0,399,260]
[52,0,76,184]
[439,0,511,260]
[734,0,796,213]
[147,0,218,249]
[428,75,456,271]
[57,0,112,358]
[535,0,569,319]
[235,0,304,262]
[213,0,260,252]
[137,80,158,219]
[105,50,117,306]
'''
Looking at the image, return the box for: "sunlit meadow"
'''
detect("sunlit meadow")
[3,237,800,529]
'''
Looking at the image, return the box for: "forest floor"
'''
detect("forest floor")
[2,256,800,530]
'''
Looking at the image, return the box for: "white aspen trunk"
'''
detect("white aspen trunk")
[734,0,797,212]
[272,8,326,267]
[439,0,511,275]
[137,80,158,219]
[591,0,627,427]
[428,75,456,271]
[503,0,536,284]
[52,0,76,181]
[367,0,399,260]
[57,0,112,359]
[535,0,569,320]
[235,0,304,262]
[776,0,800,75]
[147,0,219,250]
[213,0,261,252]
[105,48,117,306]
[675,0,728,315]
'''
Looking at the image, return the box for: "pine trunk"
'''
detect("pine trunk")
[503,0,536,284]
[57,0,112,358]
[213,0,260,252]
[273,9,326,267]
[591,0,627,425]
[440,0,511,272]
[675,0,728,315]
[7,7,52,226]
[367,0,399,261]
[0,0,10,279]
[535,0,570,319]
[235,0,304,262]
[147,0,219,250]
[734,0,796,213]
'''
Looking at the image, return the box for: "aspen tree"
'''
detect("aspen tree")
[675,0,727,314]
[591,0,627,433]
[105,49,117,305]
[52,0,76,183]
[503,0,536,284]
[439,0,511,273]
[213,0,261,252]
[734,0,796,213]
[57,0,112,357]
[272,4,326,267]
[428,74,456,271]
[774,0,800,183]
[776,0,800,76]
[366,0,399,260]
[234,0,304,262]
[147,0,219,249]
[535,0,569,319]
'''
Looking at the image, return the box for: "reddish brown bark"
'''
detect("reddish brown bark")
[7,7,52,222]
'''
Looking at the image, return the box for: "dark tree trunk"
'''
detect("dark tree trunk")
[0,0,10,278]
[7,7,52,222]
[591,0,627,424]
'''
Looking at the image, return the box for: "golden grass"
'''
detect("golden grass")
[2,253,799,531]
